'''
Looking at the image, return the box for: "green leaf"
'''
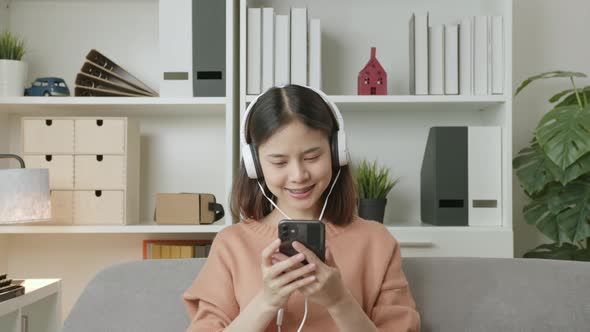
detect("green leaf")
[0,31,25,60]
[535,104,590,170]
[523,242,579,260]
[523,183,564,243]
[555,87,590,108]
[547,178,590,243]
[353,159,398,199]
[546,151,590,186]
[548,88,575,103]
[515,70,587,96]
[513,141,557,195]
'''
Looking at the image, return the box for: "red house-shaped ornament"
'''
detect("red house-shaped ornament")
[358,47,387,95]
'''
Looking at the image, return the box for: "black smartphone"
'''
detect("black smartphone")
[278,220,325,264]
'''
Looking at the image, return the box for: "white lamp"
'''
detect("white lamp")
[0,154,51,224]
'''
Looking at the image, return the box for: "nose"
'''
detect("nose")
[289,161,309,183]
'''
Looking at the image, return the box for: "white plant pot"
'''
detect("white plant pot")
[0,59,27,96]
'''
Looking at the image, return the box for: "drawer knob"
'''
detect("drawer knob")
[95,190,102,197]
[45,155,52,162]
[96,155,103,162]
[45,119,53,126]
[97,119,103,126]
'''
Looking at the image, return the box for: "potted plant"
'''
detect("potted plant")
[0,31,27,96]
[513,70,590,261]
[354,159,399,223]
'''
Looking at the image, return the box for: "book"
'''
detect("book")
[428,24,444,95]
[491,16,504,95]
[309,18,322,90]
[247,8,262,94]
[274,14,290,86]
[142,239,212,259]
[290,7,308,86]
[261,7,275,91]
[409,13,429,95]
[459,17,473,95]
[473,16,489,95]
[444,24,459,95]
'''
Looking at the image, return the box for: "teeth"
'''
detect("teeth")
[288,186,312,194]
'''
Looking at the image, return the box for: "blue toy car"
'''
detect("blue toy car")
[24,77,70,96]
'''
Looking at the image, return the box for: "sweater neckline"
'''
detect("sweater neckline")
[240,218,349,241]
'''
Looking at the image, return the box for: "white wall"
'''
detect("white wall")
[512,0,590,257]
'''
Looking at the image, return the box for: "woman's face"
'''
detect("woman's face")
[258,120,333,219]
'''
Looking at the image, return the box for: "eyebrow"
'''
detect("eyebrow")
[266,147,321,158]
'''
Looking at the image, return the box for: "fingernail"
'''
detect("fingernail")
[292,241,300,248]
[274,239,280,244]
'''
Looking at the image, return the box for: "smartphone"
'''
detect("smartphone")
[278,220,325,264]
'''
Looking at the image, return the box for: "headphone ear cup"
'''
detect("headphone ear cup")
[331,134,340,171]
[243,144,259,179]
[250,144,264,179]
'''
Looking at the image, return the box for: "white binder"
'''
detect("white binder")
[291,7,308,86]
[159,0,193,97]
[468,126,502,226]
[274,14,290,86]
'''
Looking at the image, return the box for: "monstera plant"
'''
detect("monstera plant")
[513,70,590,261]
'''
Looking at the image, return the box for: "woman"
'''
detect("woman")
[184,85,420,331]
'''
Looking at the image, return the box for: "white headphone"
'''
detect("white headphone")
[240,85,349,179]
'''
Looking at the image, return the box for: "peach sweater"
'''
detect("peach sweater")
[183,217,420,331]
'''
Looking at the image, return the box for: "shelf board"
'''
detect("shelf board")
[0,97,228,116]
[0,223,228,234]
[0,222,511,235]
[245,94,506,112]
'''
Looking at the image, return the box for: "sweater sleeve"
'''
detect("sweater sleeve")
[183,232,240,331]
[370,237,421,332]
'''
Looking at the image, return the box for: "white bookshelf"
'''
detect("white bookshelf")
[240,0,514,258]
[0,0,514,320]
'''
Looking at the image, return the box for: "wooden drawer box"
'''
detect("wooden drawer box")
[22,116,139,225]
[23,155,74,189]
[75,118,126,154]
[73,190,125,225]
[22,119,74,154]
[74,155,126,190]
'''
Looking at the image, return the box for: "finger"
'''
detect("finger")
[272,252,304,272]
[292,241,322,265]
[274,262,317,288]
[261,239,281,268]
[280,275,316,296]
[268,252,307,278]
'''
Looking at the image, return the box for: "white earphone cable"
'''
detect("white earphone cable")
[258,168,341,332]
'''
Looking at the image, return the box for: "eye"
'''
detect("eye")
[272,161,287,166]
[304,155,320,161]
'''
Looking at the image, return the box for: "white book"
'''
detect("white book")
[444,24,458,95]
[468,126,502,226]
[429,24,444,95]
[261,8,275,91]
[473,16,488,95]
[274,14,290,86]
[159,0,192,97]
[409,13,429,95]
[491,16,504,95]
[247,8,262,95]
[459,17,473,95]
[291,7,308,86]
[309,19,321,90]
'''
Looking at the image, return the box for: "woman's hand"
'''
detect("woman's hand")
[272,241,350,310]
[260,238,318,311]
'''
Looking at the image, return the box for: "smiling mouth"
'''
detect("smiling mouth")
[286,185,315,194]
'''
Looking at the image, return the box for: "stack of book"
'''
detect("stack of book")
[247,7,321,94]
[410,13,504,96]
[142,239,212,260]
[75,49,158,97]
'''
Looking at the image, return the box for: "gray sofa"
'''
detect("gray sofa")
[61,257,590,332]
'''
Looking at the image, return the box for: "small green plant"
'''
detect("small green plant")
[0,31,25,60]
[354,159,399,200]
